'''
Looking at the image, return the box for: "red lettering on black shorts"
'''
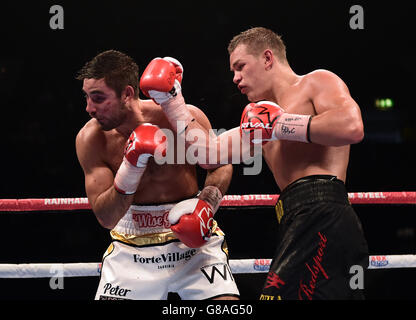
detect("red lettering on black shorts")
[298,232,329,300]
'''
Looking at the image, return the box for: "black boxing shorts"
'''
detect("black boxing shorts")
[260,175,368,300]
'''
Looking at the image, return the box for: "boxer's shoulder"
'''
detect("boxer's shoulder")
[304,69,345,91]
[306,69,339,79]
[76,119,125,171]
[77,119,105,145]
[76,119,120,154]
[289,70,346,103]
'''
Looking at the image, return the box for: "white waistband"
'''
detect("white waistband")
[129,203,176,212]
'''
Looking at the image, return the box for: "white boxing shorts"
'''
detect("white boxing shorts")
[95,202,239,300]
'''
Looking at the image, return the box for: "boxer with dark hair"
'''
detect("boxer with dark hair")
[75,50,239,300]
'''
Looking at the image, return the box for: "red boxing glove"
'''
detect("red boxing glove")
[139,57,183,104]
[168,199,214,248]
[240,100,312,144]
[140,57,194,132]
[163,57,183,83]
[114,123,167,194]
[240,100,284,144]
[124,123,166,167]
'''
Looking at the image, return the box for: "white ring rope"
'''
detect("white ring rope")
[1,255,415,278]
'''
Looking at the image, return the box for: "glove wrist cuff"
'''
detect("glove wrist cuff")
[273,113,312,143]
[114,158,146,195]
[160,93,194,134]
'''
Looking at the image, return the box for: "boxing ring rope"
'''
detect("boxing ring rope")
[2,191,416,212]
[1,192,416,278]
[2,255,416,279]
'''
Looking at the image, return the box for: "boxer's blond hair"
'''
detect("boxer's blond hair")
[228,27,288,64]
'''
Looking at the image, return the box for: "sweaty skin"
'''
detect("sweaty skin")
[159,45,363,192]
[229,44,363,190]
[76,78,232,229]
[259,72,352,190]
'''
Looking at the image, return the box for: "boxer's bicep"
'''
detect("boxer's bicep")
[312,70,357,114]
[308,71,364,145]
[76,129,114,210]
[84,165,115,209]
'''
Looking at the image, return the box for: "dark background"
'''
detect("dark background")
[0,1,415,300]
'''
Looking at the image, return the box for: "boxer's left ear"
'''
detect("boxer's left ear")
[263,49,274,71]
[123,85,135,103]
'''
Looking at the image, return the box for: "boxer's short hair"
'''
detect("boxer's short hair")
[77,50,139,98]
[228,27,287,63]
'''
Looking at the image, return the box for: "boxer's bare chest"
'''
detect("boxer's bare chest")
[262,76,348,190]
[101,118,198,204]
[277,77,315,115]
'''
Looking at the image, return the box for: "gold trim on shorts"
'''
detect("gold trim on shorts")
[275,200,284,224]
[103,242,115,259]
[110,230,178,246]
[110,220,222,247]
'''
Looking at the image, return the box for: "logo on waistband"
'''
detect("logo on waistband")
[132,211,171,229]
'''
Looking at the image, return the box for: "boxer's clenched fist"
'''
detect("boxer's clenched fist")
[114,123,167,195]
[240,100,312,144]
[168,198,214,248]
[140,57,183,105]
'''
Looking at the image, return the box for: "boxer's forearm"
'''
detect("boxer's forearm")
[200,164,232,213]
[183,125,256,169]
[90,186,134,229]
